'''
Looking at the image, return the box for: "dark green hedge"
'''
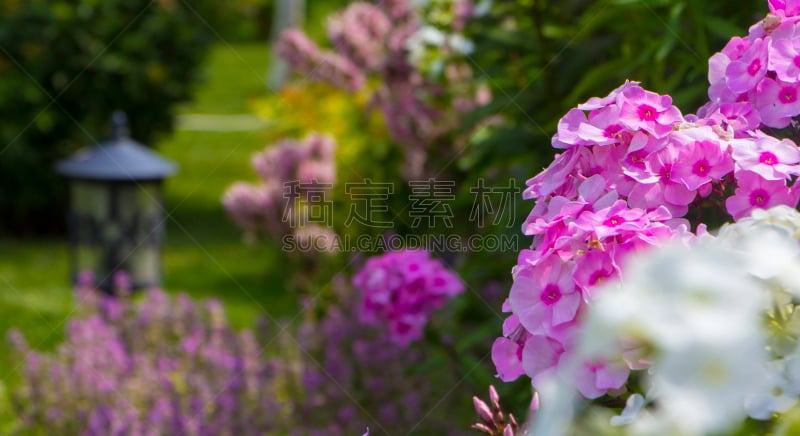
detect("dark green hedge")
[0,0,225,233]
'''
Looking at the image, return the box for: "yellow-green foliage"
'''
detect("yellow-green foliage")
[251,81,396,184]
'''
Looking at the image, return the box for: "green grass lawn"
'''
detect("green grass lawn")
[0,42,300,388]
[176,43,272,115]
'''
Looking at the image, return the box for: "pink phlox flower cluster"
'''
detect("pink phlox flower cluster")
[493,83,734,400]
[223,133,336,247]
[352,249,464,347]
[495,78,800,401]
[493,0,800,419]
[702,4,800,128]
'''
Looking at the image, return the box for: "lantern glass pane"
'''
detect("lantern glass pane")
[117,181,162,287]
[70,181,108,278]
[130,245,158,287]
[71,180,108,221]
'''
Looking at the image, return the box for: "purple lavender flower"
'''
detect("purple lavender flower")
[8,287,283,434]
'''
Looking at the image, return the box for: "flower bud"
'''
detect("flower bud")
[473,396,494,424]
[489,385,501,411]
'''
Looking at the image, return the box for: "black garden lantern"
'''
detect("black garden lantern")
[56,112,177,292]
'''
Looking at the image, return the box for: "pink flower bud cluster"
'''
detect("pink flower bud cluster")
[701,0,800,129]
[492,80,800,400]
[222,182,282,241]
[252,134,337,187]
[222,133,336,247]
[352,249,464,347]
[471,385,522,436]
[276,29,365,93]
[277,0,484,179]
[327,3,392,71]
[276,2,401,92]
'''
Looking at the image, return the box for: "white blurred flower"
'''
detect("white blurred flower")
[714,206,800,295]
[610,394,646,426]
[448,33,474,54]
[474,0,492,16]
[525,376,575,436]
[745,360,798,420]
[530,207,800,434]
[405,26,447,68]
[585,242,768,353]
[649,339,767,434]
[418,26,447,46]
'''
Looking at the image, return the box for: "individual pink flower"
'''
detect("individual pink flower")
[618,85,683,138]
[523,196,580,236]
[574,174,618,208]
[523,175,616,237]
[673,138,734,190]
[521,334,566,389]
[725,37,769,94]
[698,101,761,132]
[576,105,626,146]
[492,307,530,382]
[620,135,665,179]
[626,145,697,216]
[770,0,800,17]
[609,223,682,271]
[577,79,639,111]
[731,133,800,180]
[585,144,635,196]
[491,337,526,382]
[524,147,585,199]
[573,250,618,299]
[708,52,735,102]
[509,256,581,335]
[568,358,630,399]
[725,171,799,220]
[769,22,800,81]
[574,200,653,239]
[754,77,800,127]
[553,108,589,148]
[720,35,752,60]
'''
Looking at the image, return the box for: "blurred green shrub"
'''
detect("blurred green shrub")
[460,0,765,179]
[0,0,229,234]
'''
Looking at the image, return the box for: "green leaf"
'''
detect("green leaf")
[705,16,747,39]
